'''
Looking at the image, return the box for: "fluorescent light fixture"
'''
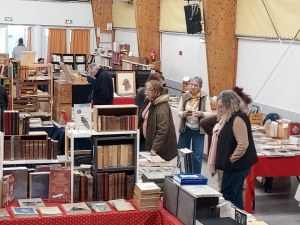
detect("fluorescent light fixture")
[65,19,73,24]
[4,17,12,22]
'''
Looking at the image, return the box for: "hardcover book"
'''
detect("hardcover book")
[173,174,208,185]
[38,206,62,217]
[29,172,50,199]
[48,168,71,203]
[86,201,112,212]
[1,174,14,207]
[18,198,45,208]
[61,202,91,215]
[11,207,39,219]
[3,167,28,200]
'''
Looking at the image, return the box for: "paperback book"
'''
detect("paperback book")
[18,198,45,208]
[61,202,91,215]
[11,207,39,219]
[38,206,62,217]
[0,209,10,220]
[86,201,112,212]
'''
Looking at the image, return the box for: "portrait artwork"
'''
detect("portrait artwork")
[116,71,136,96]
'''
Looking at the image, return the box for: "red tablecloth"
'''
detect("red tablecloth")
[2,200,182,225]
[245,155,300,213]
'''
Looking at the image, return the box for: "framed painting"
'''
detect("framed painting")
[116,71,136,96]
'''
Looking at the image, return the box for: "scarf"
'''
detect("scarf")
[208,118,226,175]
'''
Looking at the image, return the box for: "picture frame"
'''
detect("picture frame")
[116,71,136,96]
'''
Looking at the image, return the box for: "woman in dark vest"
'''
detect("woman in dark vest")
[208,90,257,209]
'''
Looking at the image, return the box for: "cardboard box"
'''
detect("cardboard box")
[277,125,289,139]
[249,113,263,125]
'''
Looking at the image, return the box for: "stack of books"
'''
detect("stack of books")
[141,171,165,193]
[133,182,161,210]
[173,174,208,185]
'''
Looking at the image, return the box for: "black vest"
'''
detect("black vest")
[216,111,258,172]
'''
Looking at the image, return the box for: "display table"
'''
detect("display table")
[2,201,184,225]
[245,155,300,213]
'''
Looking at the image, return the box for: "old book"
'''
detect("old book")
[73,170,81,202]
[85,173,94,202]
[35,164,61,172]
[0,208,10,220]
[29,172,50,199]
[18,198,45,208]
[134,182,161,195]
[112,145,118,167]
[79,171,86,202]
[103,145,109,168]
[119,144,129,166]
[3,167,28,200]
[11,207,39,218]
[86,201,111,212]
[61,202,91,215]
[109,199,135,211]
[97,146,104,169]
[127,144,133,166]
[1,174,14,207]
[13,135,22,160]
[125,174,135,199]
[48,168,71,203]
[108,173,115,200]
[38,206,62,217]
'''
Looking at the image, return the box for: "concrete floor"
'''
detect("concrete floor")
[201,160,300,225]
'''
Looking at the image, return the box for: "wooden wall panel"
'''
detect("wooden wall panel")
[203,0,238,96]
[134,0,160,69]
[91,0,113,47]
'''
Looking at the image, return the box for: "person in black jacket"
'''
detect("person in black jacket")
[87,63,113,106]
[208,90,257,209]
[0,83,8,110]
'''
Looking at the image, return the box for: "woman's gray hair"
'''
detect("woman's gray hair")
[217,90,247,121]
[190,76,203,88]
[145,80,163,98]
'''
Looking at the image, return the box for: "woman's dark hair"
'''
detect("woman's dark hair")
[232,86,252,105]
[146,72,165,82]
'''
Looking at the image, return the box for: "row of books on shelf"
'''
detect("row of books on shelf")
[95,172,134,201]
[50,54,86,63]
[96,144,133,169]
[95,115,138,132]
[0,60,19,78]
[3,136,58,160]
[0,110,31,135]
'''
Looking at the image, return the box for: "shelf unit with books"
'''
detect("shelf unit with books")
[12,63,53,119]
[50,53,63,72]
[92,104,138,132]
[91,133,138,201]
[121,59,154,71]
[74,54,87,71]
[96,54,112,69]
[65,129,140,203]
